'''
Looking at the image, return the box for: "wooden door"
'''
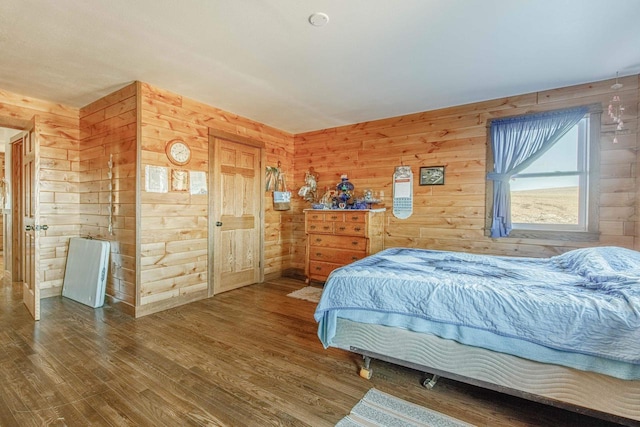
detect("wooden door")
[13,126,40,320]
[211,135,263,295]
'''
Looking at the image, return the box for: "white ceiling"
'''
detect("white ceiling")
[1,1,639,134]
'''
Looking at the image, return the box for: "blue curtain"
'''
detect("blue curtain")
[487,106,588,237]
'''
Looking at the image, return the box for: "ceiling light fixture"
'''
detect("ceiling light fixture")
[309,12,329,27]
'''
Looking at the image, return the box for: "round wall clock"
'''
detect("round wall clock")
[165,139,191,165]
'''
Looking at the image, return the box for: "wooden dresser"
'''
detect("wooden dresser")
[304,209,385,283]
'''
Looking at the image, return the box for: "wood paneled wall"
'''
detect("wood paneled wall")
[2,73,638,317]
[79,83,138,314]
[37,113,82,296]
[293,75,640,263]
[0,89,80,296]
[137,83,294,316]
[0,152,4,251]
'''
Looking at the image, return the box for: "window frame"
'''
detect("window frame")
[485,105,601,241]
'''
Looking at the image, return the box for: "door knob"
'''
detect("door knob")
[216,221,223,227]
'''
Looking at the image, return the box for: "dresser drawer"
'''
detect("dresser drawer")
[306,212,325,222]
[308,234,367,251]
[306,221,334,234]
[334,222,366,236]
[306,211,345,222]
[324,212,344,222]
[309,247,366,264]
[308,260,340,281]
[344,212,366,223]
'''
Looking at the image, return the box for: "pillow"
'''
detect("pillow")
[553,246,640,289]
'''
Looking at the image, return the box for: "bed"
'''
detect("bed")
[314,246,640,425]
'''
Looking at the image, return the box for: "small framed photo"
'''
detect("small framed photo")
[420,166,445,186]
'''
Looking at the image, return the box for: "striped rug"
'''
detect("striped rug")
[337,389,475,427]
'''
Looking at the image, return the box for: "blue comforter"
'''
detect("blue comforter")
[315,247,640,366]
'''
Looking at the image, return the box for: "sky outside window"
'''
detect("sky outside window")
[510,125,580,191]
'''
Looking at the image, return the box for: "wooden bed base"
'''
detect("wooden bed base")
[331,318,640,426]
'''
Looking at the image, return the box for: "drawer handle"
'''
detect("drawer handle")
[351,216,359,220]
[323,226,331,230]
[352,256,359,261]
[331,215,338,220]
[315,266,322,271]
[354,227,362,232]
[315,238,322,243]
[338,227,346,231]
[310,225,317,230]
[315,252,322,257]
[352,241,359,246]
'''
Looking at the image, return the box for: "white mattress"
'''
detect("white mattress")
[331,317,640,424]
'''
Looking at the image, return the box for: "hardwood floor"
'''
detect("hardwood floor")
[0,276,626,426]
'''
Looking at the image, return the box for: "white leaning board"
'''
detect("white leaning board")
[62,238,110,308]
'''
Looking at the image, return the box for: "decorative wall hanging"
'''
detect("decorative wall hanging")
[392,166,413,219]
[107,154,114,235]
[273,190,291,211]
[608,72,625,144]
[171,169,189,192]
[265,165,279,191]
[298,167,319,204]
[268,161,291,211]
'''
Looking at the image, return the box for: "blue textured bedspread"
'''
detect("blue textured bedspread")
[315,247,640,370]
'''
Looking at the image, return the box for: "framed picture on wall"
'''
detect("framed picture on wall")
[145,165,168,193]
[171,169,189,192]
[419,166,445,186]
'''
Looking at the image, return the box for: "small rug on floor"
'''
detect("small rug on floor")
[336,389,475,427]
[286,286,323,303]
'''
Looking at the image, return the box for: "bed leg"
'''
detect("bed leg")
[422,374,440,389]
[359,355,373,380]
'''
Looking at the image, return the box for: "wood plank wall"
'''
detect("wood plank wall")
[0,153,4,251]
[293,75,640,264]
[137,83,294,316]
[636,78,640,251]
[2,73,637,316]
[0,89,80,296]
[79,83,138,314]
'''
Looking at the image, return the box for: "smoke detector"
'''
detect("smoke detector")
[309,12,329,27]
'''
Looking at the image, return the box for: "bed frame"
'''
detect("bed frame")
[331,318,640,426]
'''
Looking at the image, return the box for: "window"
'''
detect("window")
[486,106,600,239]
[510,117,588,231]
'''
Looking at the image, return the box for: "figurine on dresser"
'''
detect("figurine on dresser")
[311,173,380,210]
[335,175,354,208]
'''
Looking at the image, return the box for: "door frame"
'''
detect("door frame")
[10,133,24,283]
[1,118,31,284]
[208,128,265,297]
